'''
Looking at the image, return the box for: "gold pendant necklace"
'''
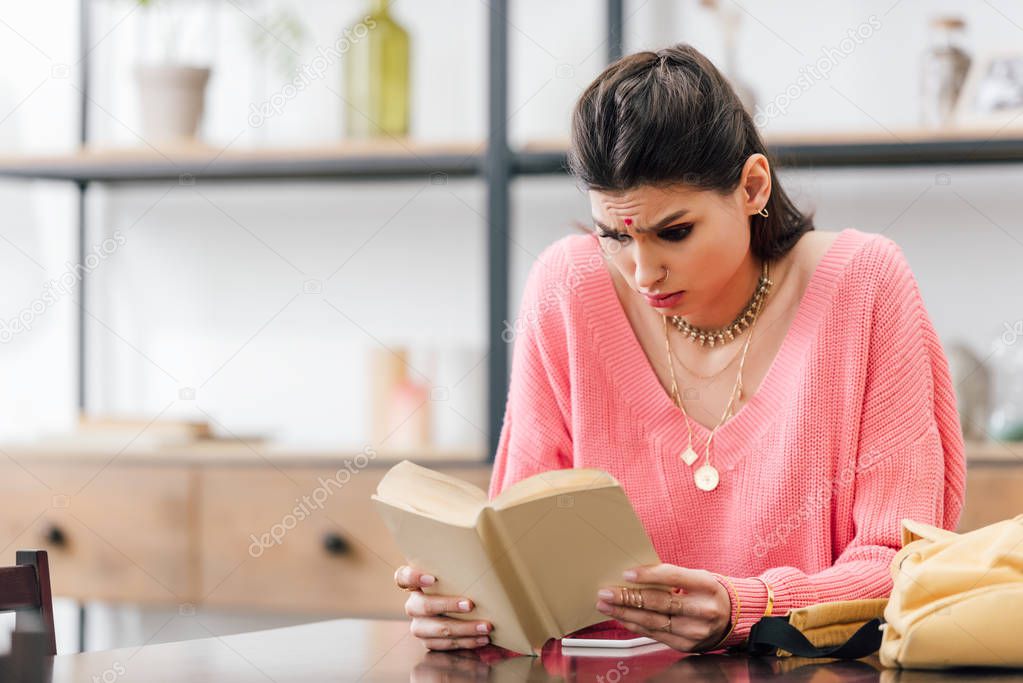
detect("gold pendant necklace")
[670,338,744,382]
[662,259,771,491]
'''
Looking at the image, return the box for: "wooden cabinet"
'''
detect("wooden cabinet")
[0,463,196,604]
[0,455,491,616]
[958,463,1023,532]
[199,465,491,616]
[956,441,1023,532]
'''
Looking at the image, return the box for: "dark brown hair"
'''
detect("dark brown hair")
[567,43,814,262]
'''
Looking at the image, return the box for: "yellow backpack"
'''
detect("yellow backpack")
[742,514,1023,670]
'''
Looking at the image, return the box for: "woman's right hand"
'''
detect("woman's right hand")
[395,565,493,651]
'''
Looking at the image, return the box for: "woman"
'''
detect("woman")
[394,43,966,654]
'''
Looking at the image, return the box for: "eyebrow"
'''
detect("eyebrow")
[592,209,691,234]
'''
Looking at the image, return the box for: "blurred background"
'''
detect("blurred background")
[0,0,1020,657]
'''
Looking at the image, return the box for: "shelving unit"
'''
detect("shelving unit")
[2,0,1023,466]
[0,0,602,465]
[521,126,1023,169]
[7,125,1023,183]
[0,141,490,182]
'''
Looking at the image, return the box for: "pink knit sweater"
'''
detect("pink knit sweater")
[487,227,966,649]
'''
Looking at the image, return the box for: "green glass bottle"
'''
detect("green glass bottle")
[343,0,410,140]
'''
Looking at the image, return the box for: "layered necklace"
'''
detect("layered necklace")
[662,259,774,491]
[669,261,772,347]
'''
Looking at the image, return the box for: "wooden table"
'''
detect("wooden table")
[12,618,1019,681]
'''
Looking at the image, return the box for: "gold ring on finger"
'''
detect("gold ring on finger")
[661,615,672,633]
[637,590,644,610]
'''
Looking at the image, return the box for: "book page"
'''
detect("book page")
[493,483,660,640]
[371,498,535,655]
[373,459,487,527]
[492,467,616,510]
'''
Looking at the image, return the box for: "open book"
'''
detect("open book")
[371,460,661,656]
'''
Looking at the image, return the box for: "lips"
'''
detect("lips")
[643,289,686,308]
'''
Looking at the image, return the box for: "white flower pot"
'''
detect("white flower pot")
[134,64,211,143]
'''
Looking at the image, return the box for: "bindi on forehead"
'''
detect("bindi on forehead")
[593,207,692,235]
[605,203,643,229]
[592,188,695,233]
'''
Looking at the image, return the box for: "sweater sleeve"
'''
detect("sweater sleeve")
[487,247,574,501]
[711,236,967,650]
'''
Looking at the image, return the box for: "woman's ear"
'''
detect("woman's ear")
[740,153,772,214]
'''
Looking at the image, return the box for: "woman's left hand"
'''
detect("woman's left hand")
[595,563,732,653]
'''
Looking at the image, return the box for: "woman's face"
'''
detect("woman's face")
[588,154,771,326]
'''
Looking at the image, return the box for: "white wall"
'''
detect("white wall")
[0,0,1022,654]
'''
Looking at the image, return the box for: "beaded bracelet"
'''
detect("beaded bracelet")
[708,574,740,651]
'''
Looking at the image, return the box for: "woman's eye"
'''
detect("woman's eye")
[597,230,628,243]
[661,225,693,242]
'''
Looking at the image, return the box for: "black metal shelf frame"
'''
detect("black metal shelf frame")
[484,0,623,461]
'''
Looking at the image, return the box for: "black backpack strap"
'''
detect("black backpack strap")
[742,615,884,659]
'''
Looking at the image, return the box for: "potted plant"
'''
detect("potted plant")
[131,0,306,143]
[132,0,214,142]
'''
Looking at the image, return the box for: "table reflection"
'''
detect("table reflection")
[409,638,894,682]
[409,637,1023,682]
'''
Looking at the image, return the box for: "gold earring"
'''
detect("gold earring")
[758,207,769,218]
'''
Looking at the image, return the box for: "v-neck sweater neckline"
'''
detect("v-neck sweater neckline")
[583,228,863,469]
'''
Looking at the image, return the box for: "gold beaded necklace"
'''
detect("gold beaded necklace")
[662,259,772,491]
[669,261,772,347]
